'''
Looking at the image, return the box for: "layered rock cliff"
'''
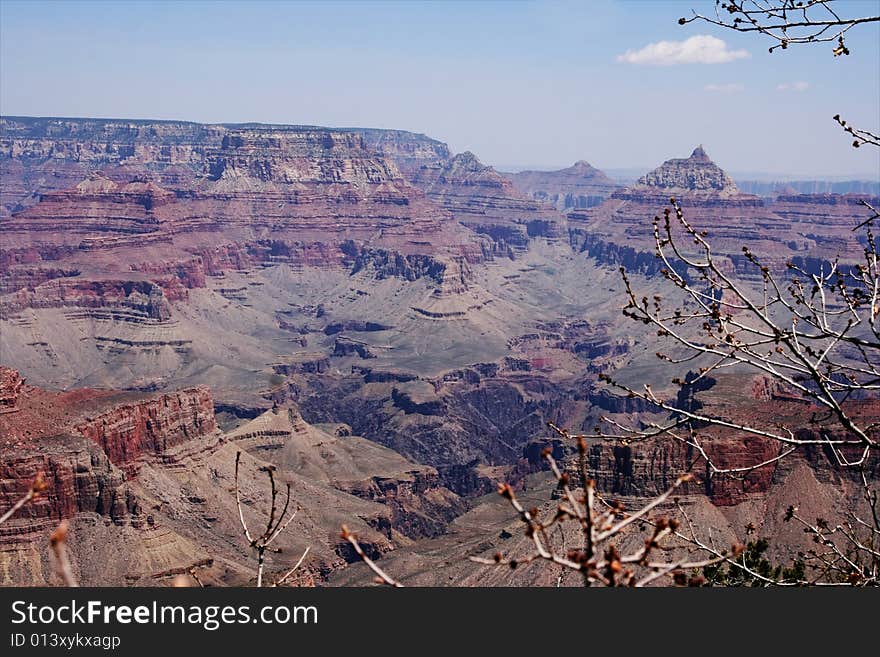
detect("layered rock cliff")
[569,145,876,275]
[0,371,464,585]
[2,117,877,586]
[409,151,562,244]
[0,367,23,408]
[354,128,568,251]
[75,386,216,467]
[0,373,216,548]
[0,118,493,334]
[355,128,451,177]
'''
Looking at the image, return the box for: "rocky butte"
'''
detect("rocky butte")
[507,160,619,211]
[1,117,878,585]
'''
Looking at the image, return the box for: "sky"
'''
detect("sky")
[1,0,879,178]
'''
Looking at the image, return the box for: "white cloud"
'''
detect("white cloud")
[704,83,745,93]
[617,35,750,66]
[776,81,810,92]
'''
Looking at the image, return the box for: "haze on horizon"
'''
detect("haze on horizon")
[1,0,878,179]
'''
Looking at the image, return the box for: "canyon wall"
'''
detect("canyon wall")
[0,371,465,585]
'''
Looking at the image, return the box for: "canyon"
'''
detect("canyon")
[1,116,877,585]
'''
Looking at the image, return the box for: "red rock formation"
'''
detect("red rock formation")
[0,369,215,451]
[581,390,880,506]
[75,386,216,467]
[273,354,332,375]
[0,373,468,585]
[0,437,130,538]
[583,432,781,506]
[336,469,465,538]
[0,367,23,409]
[0,117,222,218]
[2,173,176,241]
[635,145,738,197]
[410,151,562,242]
[356,130,552,234]
[356,128,451,177]
[356,129,563,255]
[0,370,215,539]
[0,278,172,320]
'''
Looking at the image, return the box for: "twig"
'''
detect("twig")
[0,472,48,526]
[49,521,78,587]
[234,451,301,587]
[340,525,403,587]
[273,546,311,587]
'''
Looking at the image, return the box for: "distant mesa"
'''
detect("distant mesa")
[568,160,611,176]
[507,160,618,212]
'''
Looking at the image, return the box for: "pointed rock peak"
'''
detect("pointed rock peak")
[448,151,492,174]
[637,145,738,196]
[442,151,513,189]
[690,145,710,161]
[452,151,482,166]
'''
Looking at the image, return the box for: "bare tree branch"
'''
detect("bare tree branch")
[680,1,879,54]
[589,194,880,584]
[834,114,880,149]
[471,444,731,586]
[273,546,311,587]
[0,471,47,526]
[233,451,304,587]
[605,198,879,471]
[49,520,78,587]
[681,2,879,149]
[340,525,403,587]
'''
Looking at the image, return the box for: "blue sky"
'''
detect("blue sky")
[1,0,878,177]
